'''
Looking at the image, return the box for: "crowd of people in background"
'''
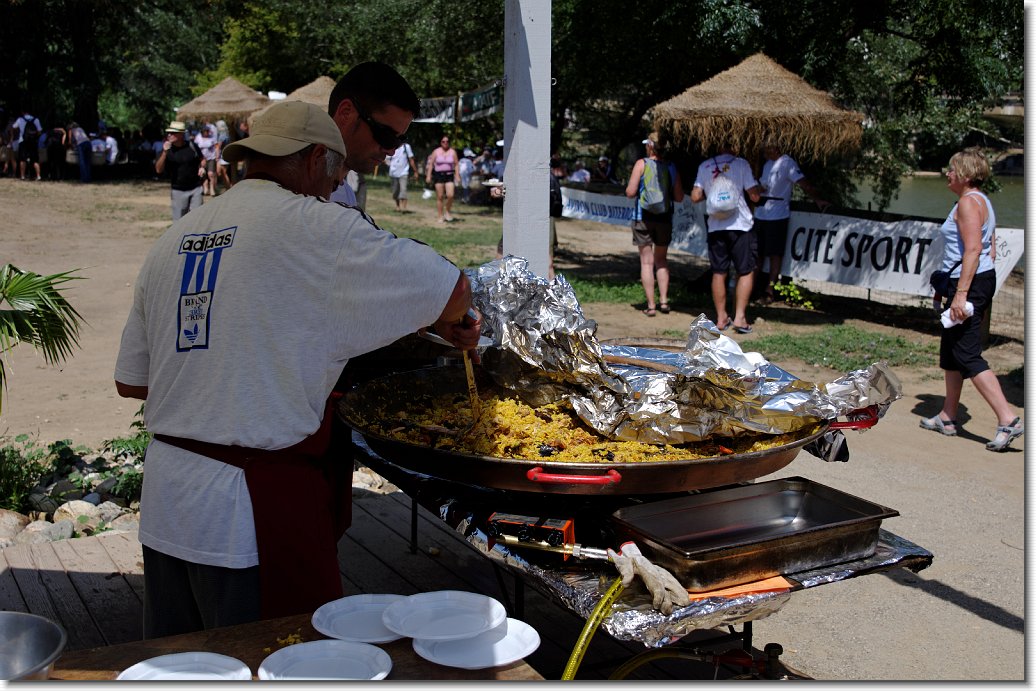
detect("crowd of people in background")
[0,107,251,192]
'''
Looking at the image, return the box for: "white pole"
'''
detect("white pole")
[502,0,551,278]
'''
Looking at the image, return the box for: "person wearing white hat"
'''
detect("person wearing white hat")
[115,99,482,637]
[155,120,205,220]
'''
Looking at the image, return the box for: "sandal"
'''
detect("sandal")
[642,308,656,317]
[919,415,957,436]
[986,417,1023,452]
[658,303,671,314]
[716,318,732,331]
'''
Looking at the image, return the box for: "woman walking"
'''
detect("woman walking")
[426,135,459,223]
[919,147,1022,451]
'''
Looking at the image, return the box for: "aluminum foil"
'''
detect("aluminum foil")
[445,498,931,648]
[468,257,902,444]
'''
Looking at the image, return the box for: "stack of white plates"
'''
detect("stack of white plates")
[381,591,540,670]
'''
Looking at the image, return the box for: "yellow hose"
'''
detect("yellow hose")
[608,649,709,680]
[560,577,625,680]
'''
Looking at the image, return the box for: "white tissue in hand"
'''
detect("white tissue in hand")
[940,301,974,328]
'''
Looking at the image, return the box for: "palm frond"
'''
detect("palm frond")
[0,264,87,414]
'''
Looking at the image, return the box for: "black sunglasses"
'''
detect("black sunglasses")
[350,98,407,149]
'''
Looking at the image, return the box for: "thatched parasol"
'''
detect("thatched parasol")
[651,53,863,162]
[176,76,271,122]
[249,76,336,124]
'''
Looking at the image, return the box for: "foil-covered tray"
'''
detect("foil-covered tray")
[611,477,899,592]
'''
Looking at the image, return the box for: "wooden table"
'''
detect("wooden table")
[51,611,543,681]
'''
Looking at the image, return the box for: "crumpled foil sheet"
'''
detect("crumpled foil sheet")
[443,498,931,648]
[468,257,902,444]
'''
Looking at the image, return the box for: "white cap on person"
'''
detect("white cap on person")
[222,101,346,162]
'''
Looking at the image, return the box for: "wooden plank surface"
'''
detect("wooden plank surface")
[3,541,105,650]
[50,537,143,645]
[52,611,542,681]
[97,532,146,603]
[0,548,28,612]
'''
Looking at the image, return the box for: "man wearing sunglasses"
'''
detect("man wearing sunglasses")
[327,62,419,207]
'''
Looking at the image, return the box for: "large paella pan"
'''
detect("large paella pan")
[339,367,832,496]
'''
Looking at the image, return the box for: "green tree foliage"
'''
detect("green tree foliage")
[0,0,1020,206]
[0,0,230,131]
[747,0,1023,207]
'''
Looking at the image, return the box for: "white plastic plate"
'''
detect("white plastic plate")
[381,590,507,642]
[412,618,540,670]
[311,594,407,643]
[116,652,251,680]
[257,640,391,680]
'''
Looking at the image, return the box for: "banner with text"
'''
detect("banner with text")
[415,96,456,123]
[460,82,503,122]
[559,186,1022,296]
[415,81,503,124]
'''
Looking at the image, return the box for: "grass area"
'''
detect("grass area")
[749,324,938,372]
[364,177,674,305]
[363,177,500,268]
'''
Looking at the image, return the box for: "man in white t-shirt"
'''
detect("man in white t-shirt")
[114,100,482,638]
[753,143,829,303]
[386,142,416,211]
[691,147,762,334]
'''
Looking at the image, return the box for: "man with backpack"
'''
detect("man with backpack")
[13,110,43,181]
[156,120,206,220]
[625,132,684,316]
[691,145,762,333]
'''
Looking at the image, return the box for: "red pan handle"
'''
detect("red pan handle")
[526,467,622,486]
[829,405,880,430]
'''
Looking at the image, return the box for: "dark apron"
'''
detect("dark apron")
[154,394,352,620]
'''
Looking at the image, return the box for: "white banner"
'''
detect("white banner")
[559,186,1023,296]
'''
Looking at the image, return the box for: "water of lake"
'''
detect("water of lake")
[856,175,1025,229]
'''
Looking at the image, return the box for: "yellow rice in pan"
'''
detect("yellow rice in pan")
[358,391,818,463]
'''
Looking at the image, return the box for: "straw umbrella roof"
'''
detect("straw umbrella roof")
[651,53,863,162]
[176,76,271,122]
[285,76,337,107]
[249,76,336,123]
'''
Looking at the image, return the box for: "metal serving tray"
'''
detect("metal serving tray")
[610,476,899,592]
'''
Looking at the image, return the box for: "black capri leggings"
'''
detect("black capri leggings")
[939,269,996,378]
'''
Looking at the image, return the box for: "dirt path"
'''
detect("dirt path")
[0,177,1024,680]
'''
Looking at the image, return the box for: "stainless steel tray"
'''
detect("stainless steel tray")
[610,476,899,592]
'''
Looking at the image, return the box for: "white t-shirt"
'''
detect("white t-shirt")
[754,154,804,221]
[13,116,41,146]
[693,154,758,232]
[194,132,218,161]
[105,135,119,164]
[567,168,590,183]
[387,144,414,178]
[329,180,357,205]
[115,178,459,567]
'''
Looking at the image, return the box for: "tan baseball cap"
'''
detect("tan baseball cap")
[222,101,346,162]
